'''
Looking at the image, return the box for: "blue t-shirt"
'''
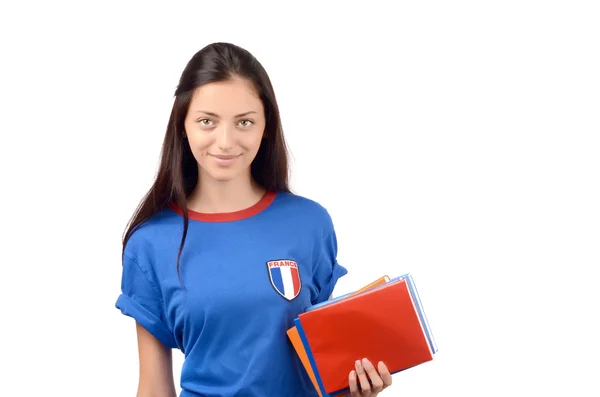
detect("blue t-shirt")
[115,191,348,397]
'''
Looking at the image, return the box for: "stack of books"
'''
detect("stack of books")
[287,274,437,397]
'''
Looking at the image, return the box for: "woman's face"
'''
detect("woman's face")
[184,76,266,184]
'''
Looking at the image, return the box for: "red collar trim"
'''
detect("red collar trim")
[171,191,276,222]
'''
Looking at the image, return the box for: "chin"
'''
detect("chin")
[206,169,241,182]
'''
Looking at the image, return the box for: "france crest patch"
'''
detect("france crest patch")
[267,259,302,301]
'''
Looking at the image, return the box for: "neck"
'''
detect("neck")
[187,172,266,214]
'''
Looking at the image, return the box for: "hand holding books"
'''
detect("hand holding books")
[346,358,392,396]
[288,274,437,397]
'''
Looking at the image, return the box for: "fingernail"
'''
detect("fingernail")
[355,360,361,368]
[362,357,370,364]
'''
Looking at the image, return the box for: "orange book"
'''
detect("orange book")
[287,326,323,397]
[287,276,390,396]
[292,274,437,396]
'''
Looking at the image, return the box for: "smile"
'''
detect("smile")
[210,154,241,159]
[209,153,241,166]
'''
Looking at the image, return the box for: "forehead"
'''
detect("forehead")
[188,76,263,115]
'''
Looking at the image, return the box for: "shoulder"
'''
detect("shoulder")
[270,192,335,235]
[123,209,181,262]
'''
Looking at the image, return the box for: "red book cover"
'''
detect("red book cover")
[287,276,390,396]
[296,277,435,395]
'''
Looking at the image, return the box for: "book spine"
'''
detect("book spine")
[294,318,331,397]
[406,274,438,353]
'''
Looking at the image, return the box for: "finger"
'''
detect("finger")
[355,359,371,395]
[378,361,393,388]
[362,358,384,393]
[349,370,361,397]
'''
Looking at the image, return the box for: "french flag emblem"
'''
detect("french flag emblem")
[267,259,302,301]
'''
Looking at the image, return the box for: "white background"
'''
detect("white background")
[1,1,598,396]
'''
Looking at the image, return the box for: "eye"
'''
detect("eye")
[197,118,214,126]
[239,119,254,127]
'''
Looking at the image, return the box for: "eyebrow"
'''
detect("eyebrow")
[195,110,258,118]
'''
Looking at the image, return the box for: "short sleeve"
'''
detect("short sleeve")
[312,227,348,305]
[115,251,177,349]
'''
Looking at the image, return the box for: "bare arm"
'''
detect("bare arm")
[135,322,177,397]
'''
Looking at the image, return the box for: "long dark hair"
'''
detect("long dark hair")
[122,42,291,277]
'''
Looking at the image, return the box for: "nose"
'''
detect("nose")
[215,125,233,151]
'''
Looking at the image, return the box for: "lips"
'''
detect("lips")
[211,154,240,161]
[212,155,239,160]
[209,153,241,166]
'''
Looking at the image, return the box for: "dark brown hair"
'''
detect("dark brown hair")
[122,42,291,276]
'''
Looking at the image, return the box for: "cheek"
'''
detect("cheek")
[186,141,211,167]
[187,134,211,154]
[240,133,264,153]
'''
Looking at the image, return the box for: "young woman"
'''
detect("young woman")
[116,42,393,397]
